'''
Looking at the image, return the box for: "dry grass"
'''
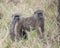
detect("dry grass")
[0,0,60,48]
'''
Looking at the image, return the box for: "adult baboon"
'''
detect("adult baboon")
[16,10,44,40]
[9,14,20,41]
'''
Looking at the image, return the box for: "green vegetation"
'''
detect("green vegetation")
[0,0,59,48]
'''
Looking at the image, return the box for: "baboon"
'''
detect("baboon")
[10,14,27,41]
[9,10,44,41]
[16,10,44,41]
[9,14,20,41]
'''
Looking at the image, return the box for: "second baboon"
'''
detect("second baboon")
[9,14,27,41]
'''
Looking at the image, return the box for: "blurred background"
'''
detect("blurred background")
[0,0,60,48]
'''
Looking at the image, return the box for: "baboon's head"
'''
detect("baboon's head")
[12,14,20,21]
[34,10,44,19]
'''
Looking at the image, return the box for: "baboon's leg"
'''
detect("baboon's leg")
[22,30,28,39]
[15,32,21,41]
[15,30,22,41]
[16,30,28,40]
[41,24,44,33]
[15,22,21,41]
[41,23,44,38]
[9,25,15,41]
[19,26,28,39]
[15,23,27,41]
[36,26,42,39]
[10,31,15,41]
[41,26,44,39]
[40,19,44,38]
